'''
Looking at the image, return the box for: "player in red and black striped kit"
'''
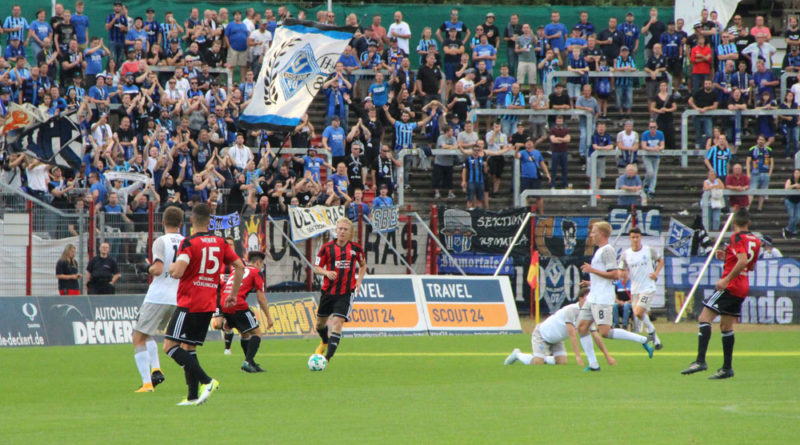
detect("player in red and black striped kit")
[164,203,245,405]
[682,208,760,380]
[313,218,367,363]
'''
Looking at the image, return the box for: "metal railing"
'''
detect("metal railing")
[149,66,234,90]
[468,108,595,143]
[681,109,800,165]
[396,148,519,207]
[520,188,648,207]
[545,70,674,97]
[780,72,798,101]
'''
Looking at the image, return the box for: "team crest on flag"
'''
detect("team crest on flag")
[240,19,354,131]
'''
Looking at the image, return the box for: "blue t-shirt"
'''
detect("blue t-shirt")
[565,37,587,48]
[372,196,394,209]
[322,126,346,157]
[544,23,568,50]
[104,204,123,213]
[473,44,497,72]
[339,53,359,70]
[493,76,515,106]
[748,145,773,174]
[368,81,390,106]
[126,29,148,51]
[30,20,52,42]
[225,22,250,52]
[616,174,642,206]
[302,155,325,182]
[330,173,349,197]
[753,69,777,98]
[346,202,370,222]
[91,182,108,205]
[84,48,106,75]
[519,149,544,178]
[641,130,665,156]
[71,14,90,44]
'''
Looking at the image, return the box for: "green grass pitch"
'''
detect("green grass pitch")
[1,327,797,444]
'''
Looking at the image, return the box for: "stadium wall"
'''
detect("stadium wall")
[76,3,672,67]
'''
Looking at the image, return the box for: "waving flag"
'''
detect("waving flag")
[240,19,354,131]
[9,111,84,170]
[2,103,46,140]
[527,250,540,289]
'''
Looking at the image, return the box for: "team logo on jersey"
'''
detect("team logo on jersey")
[335,260,351,269]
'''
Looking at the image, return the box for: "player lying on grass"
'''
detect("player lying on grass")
[132,207,185,392]
[313,218,366,365]
[219,251,274,373]
[579,221,654,372]
[504,285,616,366]
[682,208,760,380]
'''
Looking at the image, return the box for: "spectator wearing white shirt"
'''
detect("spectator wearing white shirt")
[485,122,509,195]
[25,158,51,202]
[91,113,114,152]
[248,20,272,74]
[742,34,777,69]
[227,133,254,171]
[760,236,782,258]
[388,11,411,54]
[172,68,190,99]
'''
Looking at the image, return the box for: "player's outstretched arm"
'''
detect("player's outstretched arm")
[566,323,585,366]
[591,330,617,365]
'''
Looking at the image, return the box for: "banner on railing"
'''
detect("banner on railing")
[666,217,693,257]
[288,205,346,242]
[608,206,662,236]
[370,206,399,233]
[437,253,513,275]
[438,207,531,256]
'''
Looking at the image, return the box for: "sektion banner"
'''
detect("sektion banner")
[438,207,531,256]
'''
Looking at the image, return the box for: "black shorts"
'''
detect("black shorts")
[667,58,683,77]
[165,308,213,345]
[521,177,541,192]
[703,289,745,317]
[488,156,505,177]
[222,309,260,334]
[317,292,356,321]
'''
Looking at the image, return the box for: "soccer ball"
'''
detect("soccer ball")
[308,354,327,371]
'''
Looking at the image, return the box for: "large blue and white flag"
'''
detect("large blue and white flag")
[240,19,354,131]
[9,111,84,170]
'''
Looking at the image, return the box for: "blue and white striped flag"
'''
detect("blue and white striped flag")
[9,111,84,170]
[240,19,354,131]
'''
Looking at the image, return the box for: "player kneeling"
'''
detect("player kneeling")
[219,251,274,373]
[505,285,616,366]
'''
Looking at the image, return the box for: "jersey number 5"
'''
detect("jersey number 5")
[746,241,757,263]
[199,246,221,274]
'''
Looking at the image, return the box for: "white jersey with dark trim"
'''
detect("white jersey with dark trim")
[143,233,185,305]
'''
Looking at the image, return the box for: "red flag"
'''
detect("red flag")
[527,250,539,289]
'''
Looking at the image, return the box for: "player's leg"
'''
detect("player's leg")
[165,310,217,404]
[315,294,333,355]
[212,309,234,354]
[551,342,567,365]
[132,330,153,391]
[577,304,600,370]
[711,314,737,379]
[148,304,175,387]
[681,300,720,375]
[634,294,662,349]
[237,310,265,372]
[599,303,654,357]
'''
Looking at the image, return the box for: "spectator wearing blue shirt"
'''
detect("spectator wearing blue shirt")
[383,104,438,190]
[618,12,641,55]
[566,46,589,104]
[616,164,643,206]
[4,36,25,60]
[472,34,497,73]
[324,66,352,130]
[613,46,637,115]
[565,26,588,52]
[322,117,347,166]
[346,189,371,222]
[516,139,551,211]
[372,184,394,209]
[89,172,108,210]
[492,66,515,107]
[28,9,52,61]
[503,82,526,136]
[640,121,665,197]
[329,163,350,201]
[125,17,148,52]
[3,5,28,45]
[72,2,90,49]
[338,46,360,88]
[143,8,161,48]
[575,11,595,39]
[225,11,251,81]
[753,58,778,99]
[84,37,110,86]
[368,72,390,107]
[544,11,568,63]
[590,121,615,190]
[292,148,330,184]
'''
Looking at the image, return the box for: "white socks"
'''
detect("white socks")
[517,352,534,365]
[580,335,599,369]
[146,339,160,370]
[642,314,656,334]
[544,356,556,365]
[609,328,647,344]
[134,347,151,384]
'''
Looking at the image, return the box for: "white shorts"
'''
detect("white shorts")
[135,302,177,336]
[579,302,613,326]
[531,325,567,358]
[633,292,654,311]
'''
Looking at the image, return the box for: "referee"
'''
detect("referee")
[312,218,367,364]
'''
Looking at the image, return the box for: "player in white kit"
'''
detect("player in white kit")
[504,285,616,366]
[578,221,654,372]
[619,227,663,350]
[132,207,185,392]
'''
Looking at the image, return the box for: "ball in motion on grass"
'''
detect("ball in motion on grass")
[308,354,327,371]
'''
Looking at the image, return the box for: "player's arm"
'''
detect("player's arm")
[224,258,246,308]
[148,237,166,276]
[565,323,584,366]
[650,254,664,281]
[355,251,367,291]
[591,330,616,365]
[169,255,189,278]
[255,290,273,329]
[716,251,748,291]
[314,247,337,280]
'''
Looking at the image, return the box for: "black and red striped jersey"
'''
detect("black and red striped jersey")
[315,240,365,295]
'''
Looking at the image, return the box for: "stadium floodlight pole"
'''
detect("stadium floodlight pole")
[493,212,533,277]
[674,212,735,324]
[611,213,633,246]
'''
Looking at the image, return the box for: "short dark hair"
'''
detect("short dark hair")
[629,227,642,235]
[192,203,212,226]
[734,208,750,227]
[247,251,266,262]
[163,206,184,229]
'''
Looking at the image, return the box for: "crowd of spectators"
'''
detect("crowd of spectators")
[0,4,799,235]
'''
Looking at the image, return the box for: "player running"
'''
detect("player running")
[164,203,245,406]
[211,237,237,355]
[682,209,760,380]
[219,251,274,373]
[313,218,366,365]
[504,285,616,366]
[132,207,185,393]
[619,227,664,350]
[578,222,654,371]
